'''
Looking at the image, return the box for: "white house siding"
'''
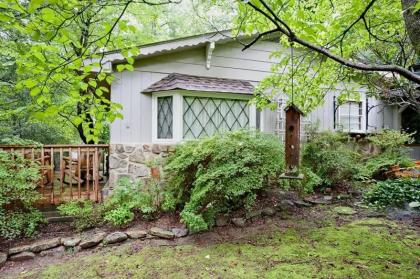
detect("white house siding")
[110,39,393,144]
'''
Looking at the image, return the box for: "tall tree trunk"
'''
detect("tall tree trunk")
[402,0,420,58]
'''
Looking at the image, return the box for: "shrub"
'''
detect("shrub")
[364,179,420,208]
[58,177,161,230]
[301,131,359,188]
[0,150,44,239]
[162,130,284,233]
[357,130,414,180]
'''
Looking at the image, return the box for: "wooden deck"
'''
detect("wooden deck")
[0,144,109,206]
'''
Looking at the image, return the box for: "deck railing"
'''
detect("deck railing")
[0,144,109,205]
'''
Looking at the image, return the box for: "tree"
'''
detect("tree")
[235,0,420,113]
[0,0,180,143]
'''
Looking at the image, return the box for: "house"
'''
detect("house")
[99,30,415,186]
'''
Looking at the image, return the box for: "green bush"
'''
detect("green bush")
[58,177,161,230]
[162,130,284,233]
[301,132,359,188]
[364,179,420,208]
[0,150,44,239]
[357,130,414,180]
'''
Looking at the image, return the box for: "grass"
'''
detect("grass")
[12,218,419,279]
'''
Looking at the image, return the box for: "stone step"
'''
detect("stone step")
[42,211,73,223]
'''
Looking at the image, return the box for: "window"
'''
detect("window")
[157,96,173,139]
[338,101,362,132]
[183,96,249,139]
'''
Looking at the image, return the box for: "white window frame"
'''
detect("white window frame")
[151,90,257,144]
[337,101,363,133]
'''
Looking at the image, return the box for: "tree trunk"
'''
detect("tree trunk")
[402,0,420,58]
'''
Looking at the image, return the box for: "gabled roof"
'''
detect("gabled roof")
[142,73,254,94]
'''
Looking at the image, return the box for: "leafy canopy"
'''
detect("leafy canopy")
[236,0,416,113]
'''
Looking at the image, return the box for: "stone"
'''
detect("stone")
[277,200,295,211]
[304,197,330,205]
[231,217,246,227]
[62,237,81,247]
[151,144,161,154]
[115,144,125,153]
[143,144,151,152]
[79,232,106,249]
[126,229,148,239]
[323,195,333,201]
[39,246,65,257]
[171,228,188,238]
[246,210,262,219]
[293,200,312,207]
[109,155,121,169]
[333,206,357,215]
[117,153,128,159]
[104,232,128,244]
[9,238,61,254]
[215,215,229,227]
[128,163,150,177]
[124,145,136,153]
[409,201,420,208]
[0,252,7,267]
[167,145,176,152]
[262,207,276,216]
[149,227,175,239]
[348,189,362,197]
[129,149,146,164]
[10,252,35,261]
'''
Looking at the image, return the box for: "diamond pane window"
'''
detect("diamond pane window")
[157,96,173,139]
[183,96,249,139]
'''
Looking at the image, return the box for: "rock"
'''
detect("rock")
[126,229,147,239]
[409,201,420,208]
[151,144,161,154]
[124,145,136,153]
[325,187,332,194]
[231,217,246,227]
[115,144,125,153]
[337,194,352,200]
[129,149,146,164]
[277,200,295,211]
[10,252,35,261]
[304,197,330,205]
[0,252,7,267]
[9,238,61,255]
[128,163,150,177]
[39,246,65,257]
[348,189,362,197]
[109,155,121,169]
[323,196,333,201]
[149,227,175,239]
[143,144,151,152]
[171,228,189,238]
[79,232,106,249]
[246,210,262,219]
[293,200,311,207]
[62,237,81,247]
[215,215,229,227]
[333,206,357,215]
[262,207,276,216]
[104,232,128,244]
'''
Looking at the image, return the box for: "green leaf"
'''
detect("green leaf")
[88,80,97,88]
[30,87,41,97]
[116,64,125,72]
[125,64,134,71]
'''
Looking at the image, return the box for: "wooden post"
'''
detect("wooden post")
[94,147,99,202]
[86,148,90,200]
[50,147,54,204]
[77,147,81,199]
[284,105,302,174]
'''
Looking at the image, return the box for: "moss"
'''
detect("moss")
[11,219,420,279]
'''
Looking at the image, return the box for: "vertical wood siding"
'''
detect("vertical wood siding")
[110,40,394,144]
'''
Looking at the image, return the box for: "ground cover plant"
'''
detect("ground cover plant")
[0,150,44,239]
[162,130,284,232]
[58,177,161,230]
[364,178,420,209]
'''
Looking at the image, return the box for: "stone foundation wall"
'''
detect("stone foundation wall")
[108,144,175,187]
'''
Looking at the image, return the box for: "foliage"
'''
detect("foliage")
[162,130,284,232]
[301,131,359,188]
[364,179,420,208]
[236,0,417,113]
[58,177,162,230]
[0,136,43,147]
[0,150,44,239]
[356,130,414,180]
